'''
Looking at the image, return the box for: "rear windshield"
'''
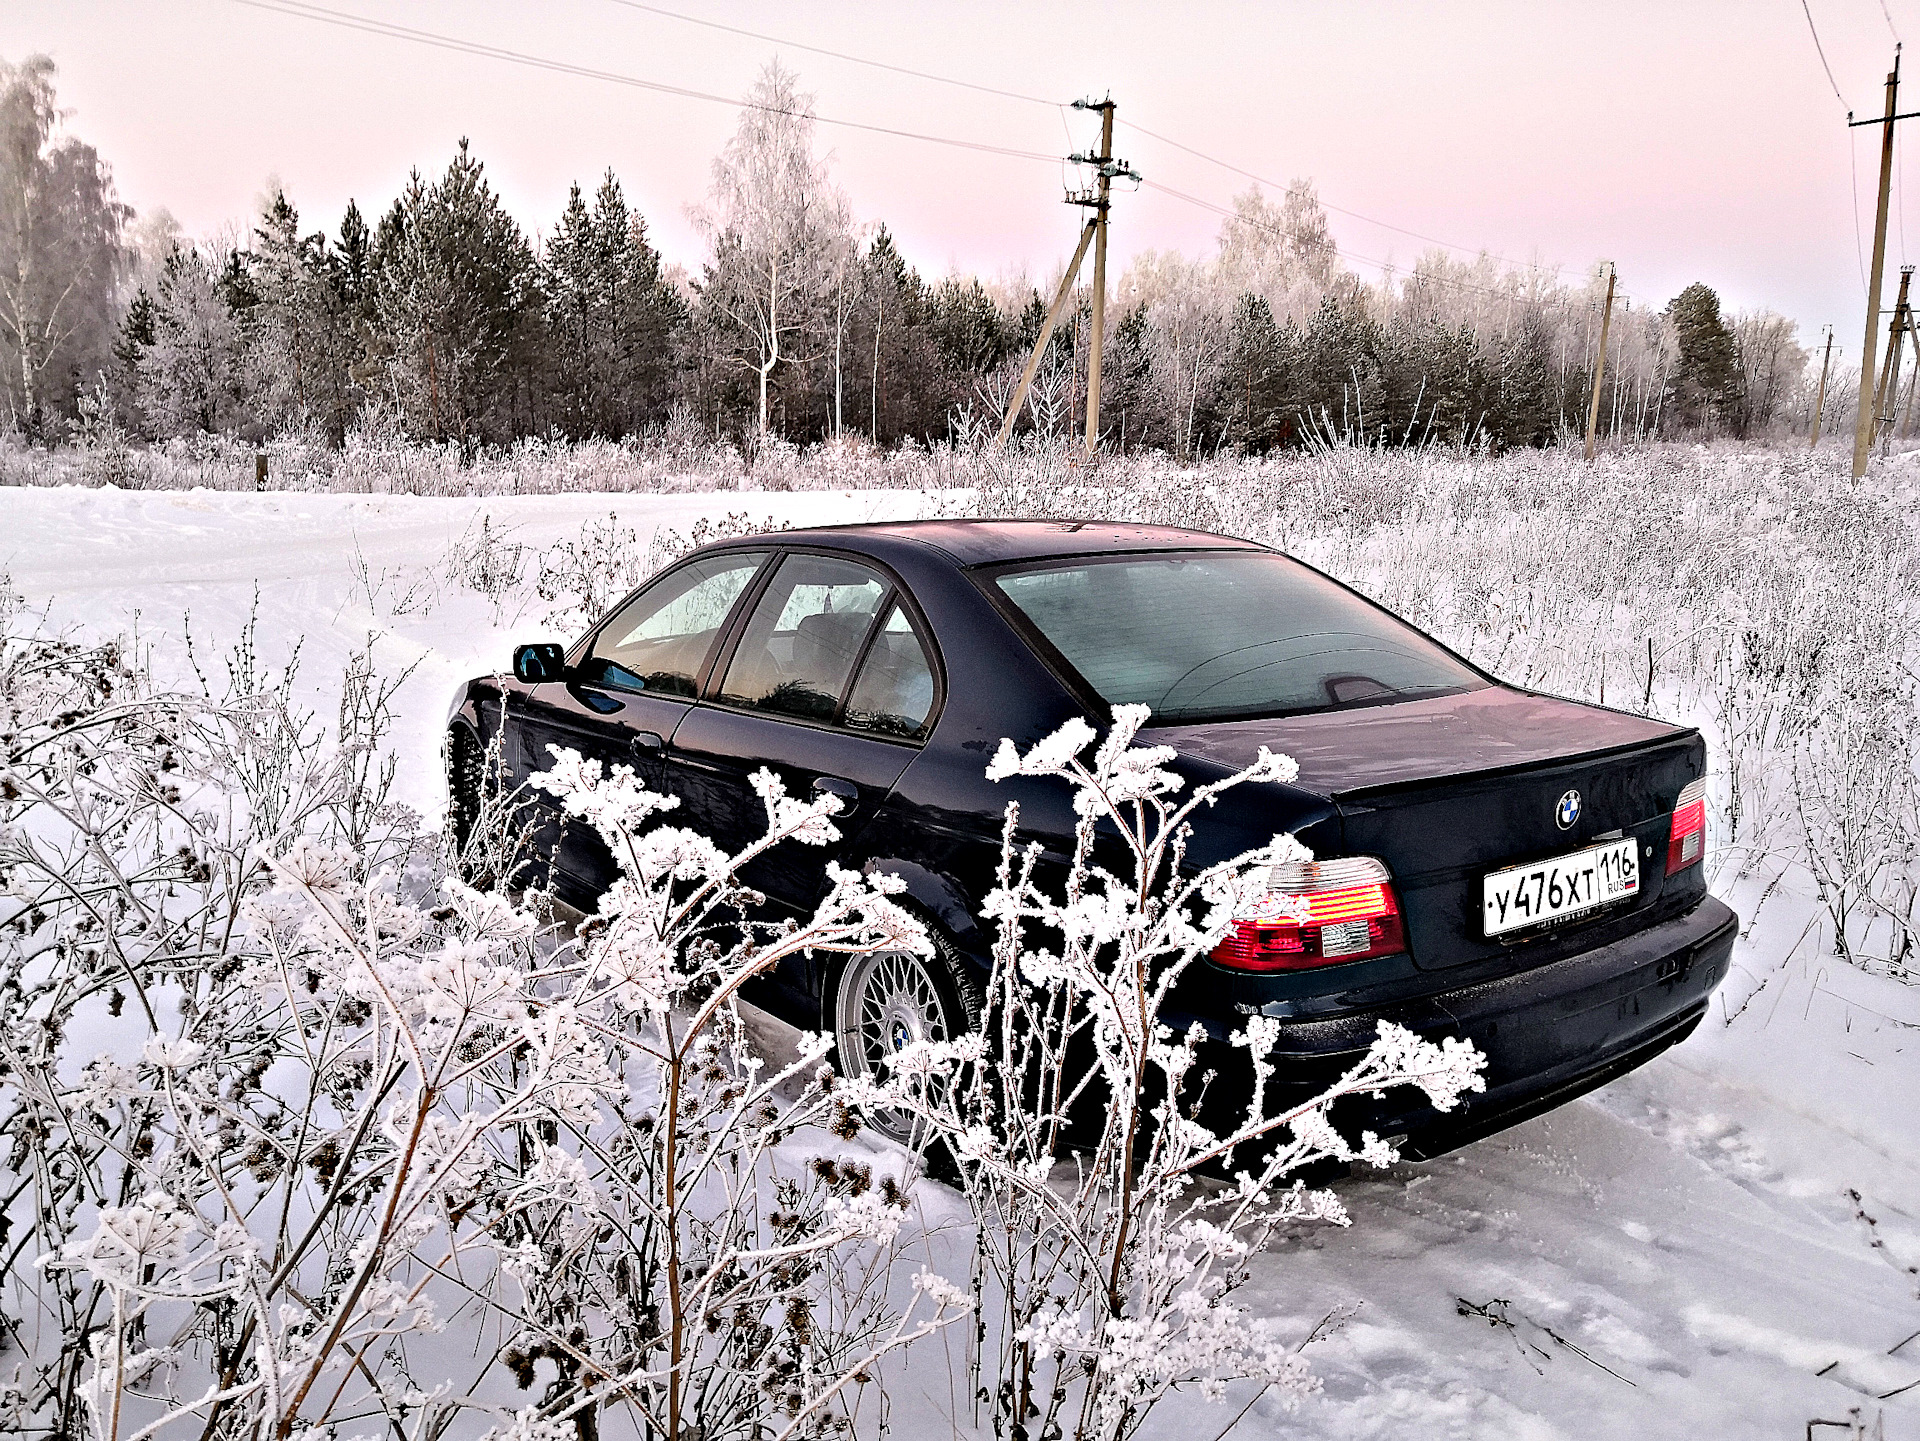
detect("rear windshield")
[994,551,1487,724]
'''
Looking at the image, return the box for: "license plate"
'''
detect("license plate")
[1482,838,1639,937]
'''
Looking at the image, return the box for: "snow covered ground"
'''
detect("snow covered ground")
[5,482,1915,1438]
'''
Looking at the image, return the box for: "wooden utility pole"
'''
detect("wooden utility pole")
[998,96,1138,451]
[1902,339,1920,434]
[1810,327,1835,448]
[1852,48,1906,478]
[1583,263,1616,461]
[996,221,1097,449]
[1878,267,1915,454]
[1083,101,1116,454]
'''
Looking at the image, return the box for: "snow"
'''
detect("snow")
[5,482,1916,1437]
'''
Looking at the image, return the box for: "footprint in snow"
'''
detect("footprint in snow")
[1642,1108,1784,1187]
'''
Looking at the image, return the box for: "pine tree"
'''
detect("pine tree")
[1493,311,1556,449]
[543,170,682,438]
[1219,292,1286,451]
[110,284,155,428]
[1666,282,1744,434]
[927,276,1007,377]
[246,189,357,442]
[370,141,536,445]
[333,200,372,316]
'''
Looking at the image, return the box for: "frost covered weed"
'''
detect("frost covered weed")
[528,510,790,634]
[880,707,1486,1441]
[0,593,968,1441]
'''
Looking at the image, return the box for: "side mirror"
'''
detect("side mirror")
[512,642,567,684]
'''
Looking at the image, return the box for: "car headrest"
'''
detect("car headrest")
[792,609,872,679]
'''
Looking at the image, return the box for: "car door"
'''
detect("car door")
[669,550,942,922]
[510,549,771,897]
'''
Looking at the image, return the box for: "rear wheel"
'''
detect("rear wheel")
[830,933,983,1151]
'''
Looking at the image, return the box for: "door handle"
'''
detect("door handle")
[811,775,860,804]
[631,730,665,756]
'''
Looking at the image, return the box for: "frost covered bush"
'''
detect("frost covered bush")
[0,594,969,1441]
[879,706,1486,1440]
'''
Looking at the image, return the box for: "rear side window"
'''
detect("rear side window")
[843,605,936,740]
[994,551,1486,724]
[583,551,767,695]
[718,554,887,722]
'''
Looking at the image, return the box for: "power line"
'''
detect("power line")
[1879,0,1903,44]
[235,0,1610,309]
[1801,0,1848,103]
[601,0,1578,282]
[600,0,1061,108]
[1856,124,1874,291]
[229,0,1062,166]
[1121,118,1570,279]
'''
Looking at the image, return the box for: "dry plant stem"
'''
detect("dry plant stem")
[875,707,1486,1440]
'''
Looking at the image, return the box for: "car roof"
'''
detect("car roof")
[722,518,1269,567]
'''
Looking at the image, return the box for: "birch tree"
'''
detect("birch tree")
[693,61,852,438]
[0,54,129,435]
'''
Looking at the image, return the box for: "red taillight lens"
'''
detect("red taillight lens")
[1666,778,1707,876]
[1211,857,1407,972]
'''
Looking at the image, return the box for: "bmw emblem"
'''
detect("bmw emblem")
[1555,790,1581,830]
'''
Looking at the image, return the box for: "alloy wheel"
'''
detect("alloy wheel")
[834,949,949,1146]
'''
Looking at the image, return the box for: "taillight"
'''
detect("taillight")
[1211,856,1407,972]
[1666,778,1707,876]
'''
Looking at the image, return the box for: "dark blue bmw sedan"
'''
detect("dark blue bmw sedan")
[448,519,1735,1156]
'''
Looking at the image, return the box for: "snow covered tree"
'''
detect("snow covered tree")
[693,61,853,438]
[246,189,357,441]
[543,170,683,438]
[1733,308,1807,435]
[0,54,130,436]
[133,245,250,436]
[371,140,537,445]
[1214,181,1338,324]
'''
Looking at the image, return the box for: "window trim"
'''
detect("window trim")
[697,544,947,747]
[836,594,941,740]
[565,549,777,695]
[970,547,1496,727]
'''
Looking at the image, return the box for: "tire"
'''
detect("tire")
[445,725,486,873]
[827,924,984,1156]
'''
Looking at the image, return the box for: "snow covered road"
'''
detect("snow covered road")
[6,483,1915,1439]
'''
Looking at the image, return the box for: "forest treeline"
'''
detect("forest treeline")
[2,54,1815,460]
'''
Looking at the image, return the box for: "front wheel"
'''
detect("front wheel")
[830,940,981,1150]
[446,725,485,858]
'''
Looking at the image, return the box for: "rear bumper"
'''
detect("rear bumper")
[1212,895,1737,1158]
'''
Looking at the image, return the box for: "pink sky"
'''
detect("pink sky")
[11,0,1913,342]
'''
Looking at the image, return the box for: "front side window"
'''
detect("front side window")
[581,552,767,695]
[843,604,937,739]
[994,551,1486,724]
[718,554,887,722]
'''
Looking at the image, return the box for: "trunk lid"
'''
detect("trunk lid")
[1143,687,1703,970]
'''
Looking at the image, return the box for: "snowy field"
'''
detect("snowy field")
[4,473,1918,1438]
